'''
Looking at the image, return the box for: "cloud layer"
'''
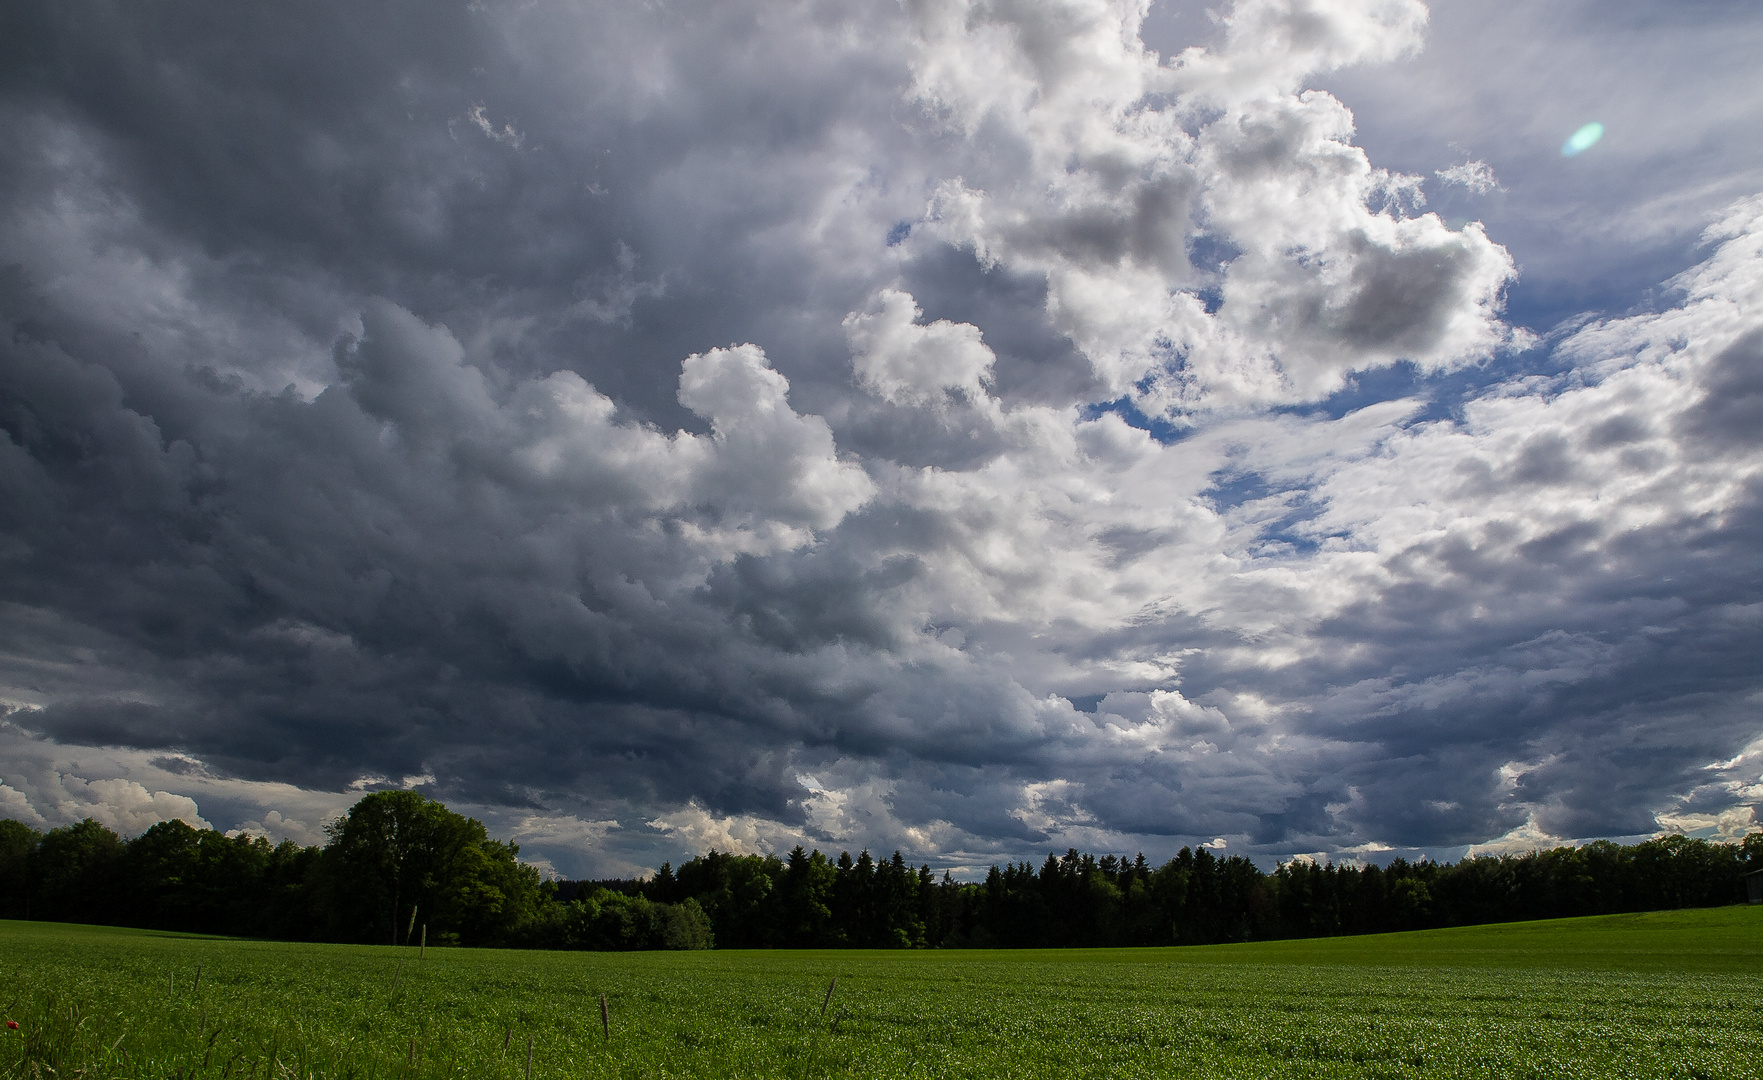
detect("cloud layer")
[1,0,1758,875]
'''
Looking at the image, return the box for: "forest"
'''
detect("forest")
[2,791,1758,950]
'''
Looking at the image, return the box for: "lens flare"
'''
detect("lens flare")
[1561,122,1604,157]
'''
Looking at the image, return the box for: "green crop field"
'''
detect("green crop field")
[3,907,1760,1080]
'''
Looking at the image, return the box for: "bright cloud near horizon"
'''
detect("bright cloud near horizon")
[1,0,1760,878]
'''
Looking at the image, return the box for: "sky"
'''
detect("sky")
[1,0,1760,879]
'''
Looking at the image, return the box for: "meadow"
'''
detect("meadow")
[3,907,1760,1080]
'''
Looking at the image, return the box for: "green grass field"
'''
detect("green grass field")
[3,907,1760,1080]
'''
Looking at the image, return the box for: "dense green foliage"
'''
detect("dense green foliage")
[0,793,708,950]
[318,792,541,946]
[636,832,1763,949]
[514,889,714,952]
[3,793,1758,951]
[2,910,1760,1079]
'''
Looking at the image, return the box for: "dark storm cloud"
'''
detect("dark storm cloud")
[0,0,934,421]
[1249,453,1763,848]
[1,0,1759,875]
[1002,173,1198,277]
[0,293,865,795]
[1680,327,1763,450]
[1328,227,1493,354]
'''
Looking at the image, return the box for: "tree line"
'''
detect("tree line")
[0,791,711,950]
[2,793,1758,950]
[625,831,1762,948]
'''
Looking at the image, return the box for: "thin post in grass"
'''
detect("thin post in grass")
[821,977,837,1018]
[405,905,419,946]
[193,965,202,994]
[419,924,427,960]
[599,994,609,1042]
[503,1029,512,1055]
[524,1034,533,1080]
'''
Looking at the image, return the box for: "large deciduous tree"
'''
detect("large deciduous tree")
[318,791,539,945]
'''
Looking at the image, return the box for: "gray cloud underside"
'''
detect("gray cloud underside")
[1,0,1759,875]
